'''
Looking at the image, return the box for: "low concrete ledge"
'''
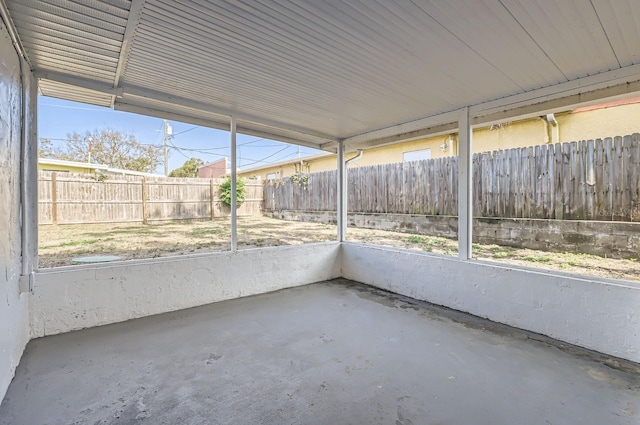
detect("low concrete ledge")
[31,242,341,338]
[265,210,640,259]
[341,242,640,363]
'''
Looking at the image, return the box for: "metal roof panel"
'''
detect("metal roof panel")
[4,0,638,149]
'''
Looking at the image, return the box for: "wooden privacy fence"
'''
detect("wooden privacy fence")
[264,134,640,222]
[39,172,263,225]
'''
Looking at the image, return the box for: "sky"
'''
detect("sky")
[38,96,324,175]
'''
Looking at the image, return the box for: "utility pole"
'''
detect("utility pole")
[163,119,172,176]
[87,137,93,163]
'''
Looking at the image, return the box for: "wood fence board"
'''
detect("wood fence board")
[40,134,640,225]
[632,134,640,221]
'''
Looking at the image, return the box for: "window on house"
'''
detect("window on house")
[403,148,431,162]
[266,173,276,180]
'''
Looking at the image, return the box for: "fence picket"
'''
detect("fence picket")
[262,135,638,222]
[40,134,640,225]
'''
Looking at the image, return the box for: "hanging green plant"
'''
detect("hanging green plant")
[290,173,309,188]
[219,177,246,207]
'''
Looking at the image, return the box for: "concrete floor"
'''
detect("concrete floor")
[1,279,639,425]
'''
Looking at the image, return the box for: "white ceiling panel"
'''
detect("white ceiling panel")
[500,0,621,79]
[591,0,640,67]
[6,0,130,85]
[39,79,113,107]
[3,0,639,150]
[415,0,566,90]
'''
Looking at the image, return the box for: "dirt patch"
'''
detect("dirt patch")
[38,216,640,282]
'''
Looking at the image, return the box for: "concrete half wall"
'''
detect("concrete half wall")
[31,242,341,338]
[341,243,640,363]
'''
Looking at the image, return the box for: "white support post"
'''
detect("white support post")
[19,57,38,292]
[230,116,237,252]
[458,107,473,260]
[337,141,346,242]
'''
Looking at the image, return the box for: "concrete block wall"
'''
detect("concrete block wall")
[265,210,640,259]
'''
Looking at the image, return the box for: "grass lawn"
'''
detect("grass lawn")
[38,216,640,282]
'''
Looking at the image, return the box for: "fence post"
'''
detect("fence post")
[51,172,58,225]
[141,177,148,224]
[210,178,216,219]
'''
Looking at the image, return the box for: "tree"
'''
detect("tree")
[39,129,163,173]
[169,157,204,177]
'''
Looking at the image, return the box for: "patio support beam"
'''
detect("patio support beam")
[337,141,346,242]
[111,0,145,107]
[230,116,237,252]
[457,107,472,260]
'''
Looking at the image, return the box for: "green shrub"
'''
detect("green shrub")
[219,177,246,207]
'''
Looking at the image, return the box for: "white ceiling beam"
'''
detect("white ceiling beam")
[342,64,640,148]
[111,0,146,107]
[115,101,229,130]
[342,110,460,146]
[344,123,457,153]
[115,100,335,152]
[123,86,338,144]
[34,71,123,96]
[34,69,338,148]
[471,80,640,128]
[471,63,640,118]
[0,0,30,67]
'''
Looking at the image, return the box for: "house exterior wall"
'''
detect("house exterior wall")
[37,162,96,174]
[556,103,640,143]
[240,102,639,180]
[198,158,228,178]
[0,21,31,402]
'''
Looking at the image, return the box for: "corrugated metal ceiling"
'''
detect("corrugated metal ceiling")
[3,0,640,150]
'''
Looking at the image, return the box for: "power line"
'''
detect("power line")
[173,126,198,136]
[239,144,293,167]
[41,133,311,167]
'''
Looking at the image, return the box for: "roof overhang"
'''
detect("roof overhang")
[2,0,640,152]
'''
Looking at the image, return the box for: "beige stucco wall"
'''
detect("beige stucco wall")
[38,163,96,174]
[241,102,639,180]
[555,103,640,143]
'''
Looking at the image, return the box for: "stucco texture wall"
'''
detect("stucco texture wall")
[556,103,640,143]
[0,21,29,401]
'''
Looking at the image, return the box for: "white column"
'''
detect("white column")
[337,141,346,242]
[458,107,473,260]
[230,116,237,251]
[19,58,38,291]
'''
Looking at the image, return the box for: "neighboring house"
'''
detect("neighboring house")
[38,158,164,178]
[239,98,640,180]
[198,158,230,178]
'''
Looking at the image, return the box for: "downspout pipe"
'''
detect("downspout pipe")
[545,113,559,144]
[337,149,363,242]
[345,149,363,166]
